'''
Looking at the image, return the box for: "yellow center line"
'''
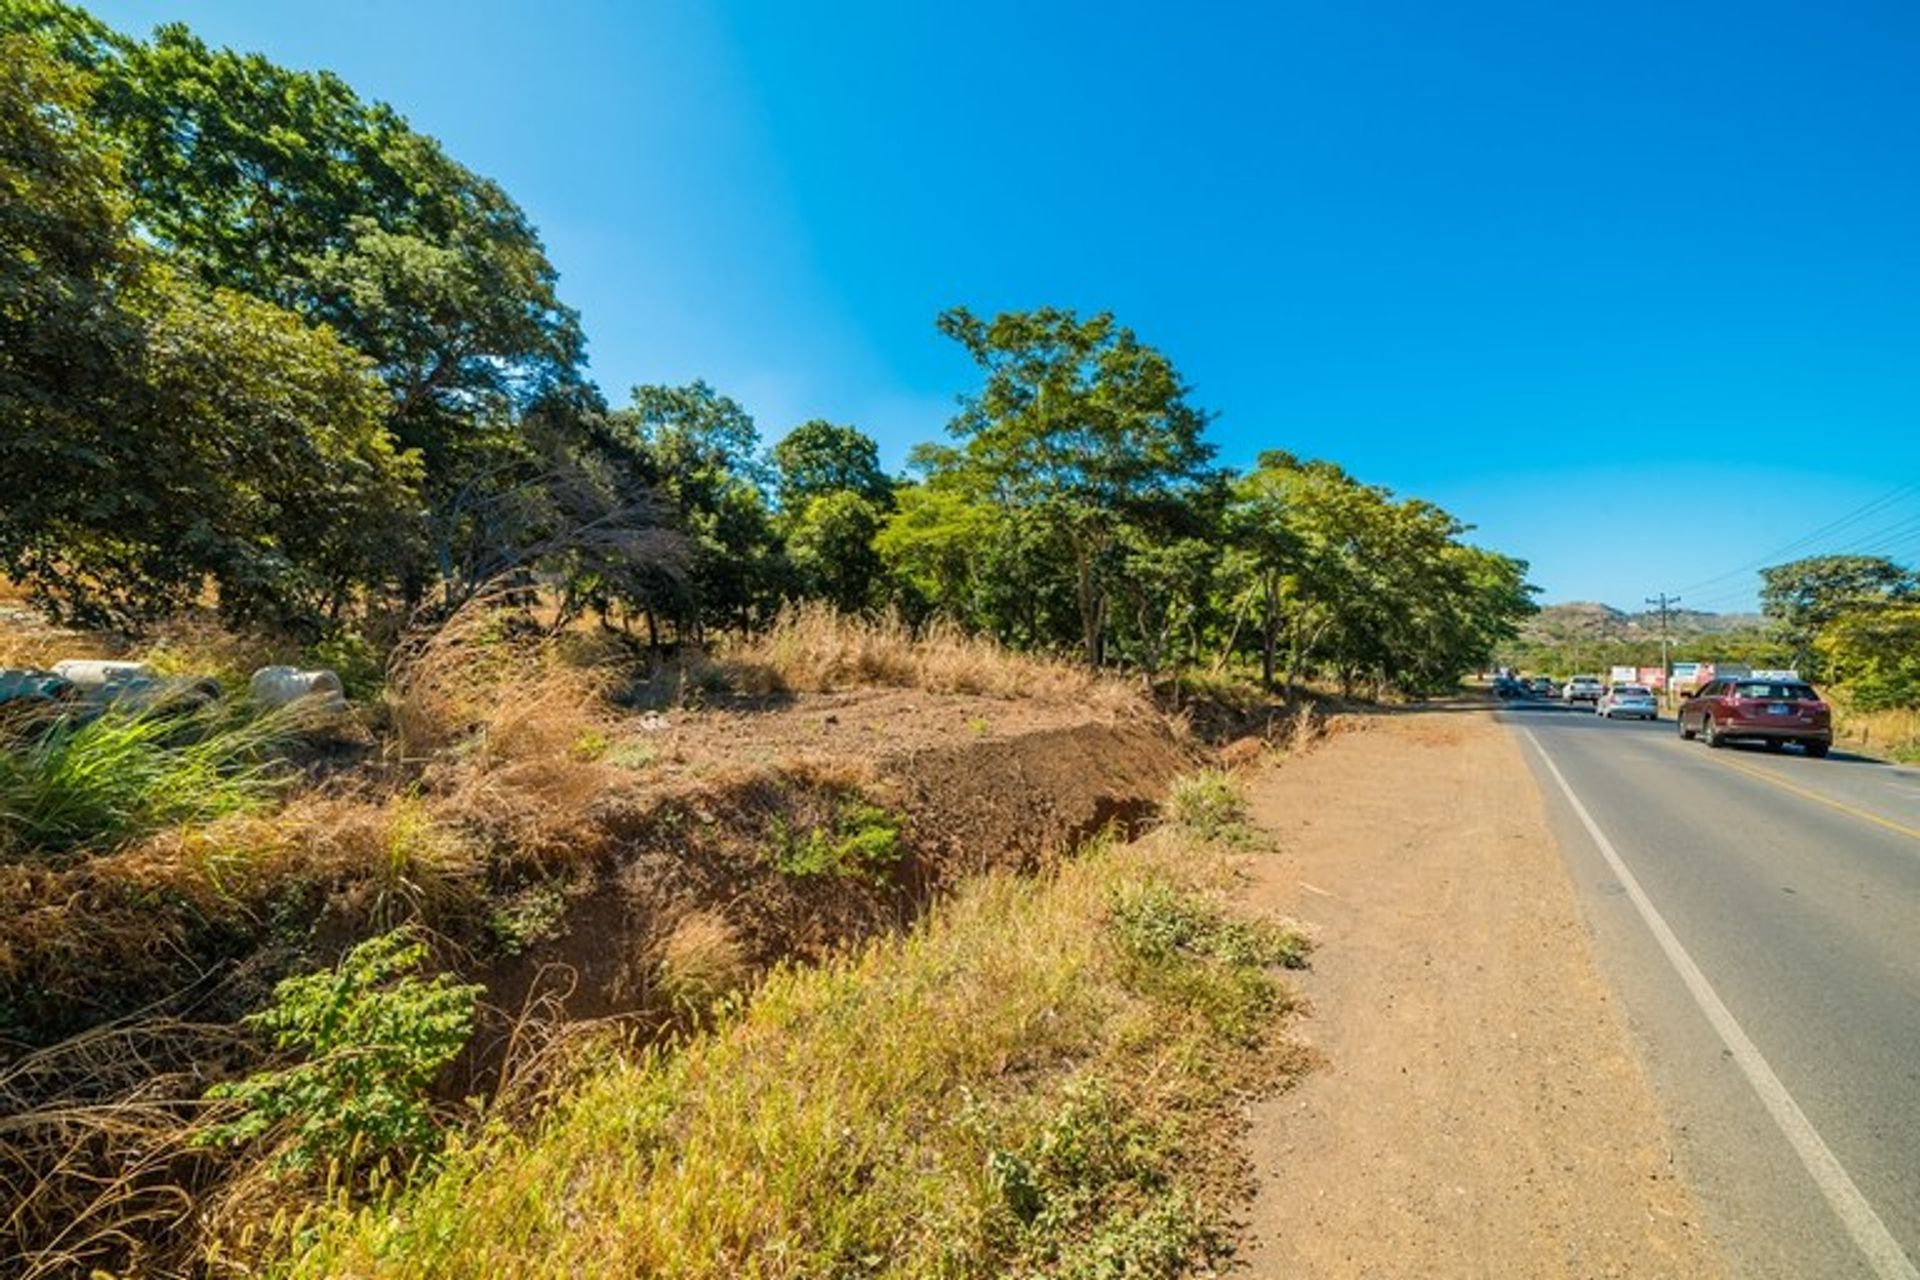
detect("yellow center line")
[1707,752,1920,843]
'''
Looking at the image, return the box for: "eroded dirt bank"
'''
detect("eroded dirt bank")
[1235,709,1725,1279]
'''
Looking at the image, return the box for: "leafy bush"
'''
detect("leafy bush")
[0,699,302,858]
[197,928,483,1173]
[773,798,903,880]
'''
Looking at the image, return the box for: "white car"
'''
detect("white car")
[1562,675,1604,705]
[1597,684,1658,720]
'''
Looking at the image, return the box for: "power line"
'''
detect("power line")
[1670,482,1920,596]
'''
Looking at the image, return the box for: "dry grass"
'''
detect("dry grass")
[1831,700,1920,761]
[650,910,750,1020]
[724,603,1144,713]
[284,828,1313,1279]
[0,1017,252,1280]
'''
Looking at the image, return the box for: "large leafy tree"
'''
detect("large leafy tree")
[1760,554,1915,675]
[613,382,783,637]
[772,420,894,510]
[771,421,893,614]
[927,307,1216,665]
[0,32,421,631]
[1814,602,1920,710]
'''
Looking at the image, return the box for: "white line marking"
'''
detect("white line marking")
[1523,728,1918,1280]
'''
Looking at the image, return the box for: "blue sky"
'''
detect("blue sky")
[88,0,1920,612]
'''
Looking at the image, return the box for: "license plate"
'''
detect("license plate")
[1767,704,1791,716]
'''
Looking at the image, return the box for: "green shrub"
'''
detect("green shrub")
[197,928,483,1173]
[1165,769,1247,843]
[0,699,302,858]
[773,798,903,880]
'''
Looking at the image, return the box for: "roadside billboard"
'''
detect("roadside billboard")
[1637,666,1667,689]
[1609,665,1637,685]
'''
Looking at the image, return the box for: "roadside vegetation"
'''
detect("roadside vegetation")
[284,829,1310,1280]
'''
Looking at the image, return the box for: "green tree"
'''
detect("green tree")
[772,420,894,510]
[786,491,888,613]
[1221,457,1304,690]
[1760,555,1914,675]
[929,307,1216,665]
[0,33,422,631]
[614,382,783,636]
[1815,603,1920,710]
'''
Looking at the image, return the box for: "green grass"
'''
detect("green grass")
[0,699,307,859]
[277,833,1311,1279]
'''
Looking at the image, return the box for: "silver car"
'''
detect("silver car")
[1597,684,1658,720]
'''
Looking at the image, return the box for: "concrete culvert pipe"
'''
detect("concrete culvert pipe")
[0,669,76,705]
[250,666,348,713]
[51,659,154,693]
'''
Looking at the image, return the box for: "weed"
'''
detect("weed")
[1110,880,1307,971]
[569,728,611,761]
[196,928,483,1175]
[653,910,750,1019]
[772,798,903,881]
[1110,879,1310,1043]
[487,883,571,956]
[1165,769,1248,843]
[307,628,389,702]
[968,716,993,736]
[726,601,1143,711]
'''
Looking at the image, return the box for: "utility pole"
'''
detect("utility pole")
[1646,592,1680,703]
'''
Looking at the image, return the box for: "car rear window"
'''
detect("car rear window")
[1733,682,1816,701]
[1616,686,1651,696]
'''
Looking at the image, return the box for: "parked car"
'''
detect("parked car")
[1678,678,1832,756]
[1596,684,1658,720]
[1530,676,1559,699]
[1562,675,1604,705]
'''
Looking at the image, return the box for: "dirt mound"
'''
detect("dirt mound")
[475,711,1190,1041]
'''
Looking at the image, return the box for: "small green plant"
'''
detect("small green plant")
[602,737,657,770]
[569,728,611,761]
[196,928,484,1173]
[772,798,903,880]
[968,716,992,736]
[1110,881,1306,970]
[487,882,570,955]
[1165,769,1248,843]
[309,628,388,701]
[1109,880,1309,1042]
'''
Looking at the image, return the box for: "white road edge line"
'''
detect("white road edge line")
[1522,728,1919,1280]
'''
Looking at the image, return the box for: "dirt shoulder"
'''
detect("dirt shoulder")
[1235,708,1725,1278]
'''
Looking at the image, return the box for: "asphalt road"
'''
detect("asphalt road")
[1501,700,1920,1280]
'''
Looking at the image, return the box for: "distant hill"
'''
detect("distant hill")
[1519,602,1765,646]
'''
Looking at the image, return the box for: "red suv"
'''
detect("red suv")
[1678,678,1832,756]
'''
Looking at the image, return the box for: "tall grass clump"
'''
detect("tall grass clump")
[726,602,1144,712]
[0,699,312,859]
[282,832,1312,1279]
